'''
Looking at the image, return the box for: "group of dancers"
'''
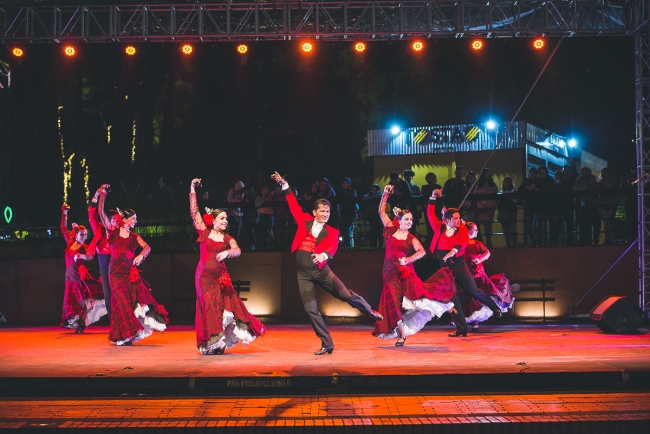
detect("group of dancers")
[59,172,513,355]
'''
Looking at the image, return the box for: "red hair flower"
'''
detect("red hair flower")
[202,213,214,228]
[77,264,90,281]
[129,266,141,283]
[399,265,410,279]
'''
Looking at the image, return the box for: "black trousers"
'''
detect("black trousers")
[98,253,111,320]
[449,260,500,333]
[296,250,374,348]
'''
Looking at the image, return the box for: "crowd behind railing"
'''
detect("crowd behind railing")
[0,164,638,256]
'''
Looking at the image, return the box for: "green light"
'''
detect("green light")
[4,206,12,223]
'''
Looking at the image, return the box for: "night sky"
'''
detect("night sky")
[0,34,636,227]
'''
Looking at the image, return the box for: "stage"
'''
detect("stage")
[1,323,649,396]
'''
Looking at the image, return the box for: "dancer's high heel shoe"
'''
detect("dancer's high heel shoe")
[472,323,479,331]
[314,346,333,355]
[448,330,468,337]
[395,337,406,347]
[369,310,384,321]
[75,326,85,334]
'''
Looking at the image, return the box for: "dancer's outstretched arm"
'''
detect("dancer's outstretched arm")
[98,184,117,231]
[399,237,426,266]
[189,178,207,232]
[378,185,394,227]
[216,236,242,262]
[271,171,302,223]
[60,204,70,243]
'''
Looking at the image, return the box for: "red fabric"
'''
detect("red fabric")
[202,213,214,228]
[427,202,469,257]
[107,230,169,343]
[373,226,456,336]
[88,205,110,255]
[297,232,317,253]
[194,229,266,349]
[464,240,487,276]
[61,245,104,327]
[129,266,141,283]
[286,191,339,269]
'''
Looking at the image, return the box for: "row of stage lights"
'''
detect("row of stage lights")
[9,38,546,58]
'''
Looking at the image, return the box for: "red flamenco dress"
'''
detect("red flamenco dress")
[372,226,456,338]
[191,193,266,355]
[60,220,107,329]
[107,229,169,345]
[460,240,515,324]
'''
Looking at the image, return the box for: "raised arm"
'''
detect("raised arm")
[216,236,242,262]
[426,189,443,227]
[88,189,102,234]
[98,184,117,231]
[60,204,70,242]
[189,178,207,232]
[133,234,151,266]
[379,185,394,227]
[271,171,304,223]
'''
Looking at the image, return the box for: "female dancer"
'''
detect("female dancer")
[98,184,168,346]
[428,189,503,337]
[60,204,107,332]
[190,178,266,355]
[372,185,456,346]
[460,222,515,330]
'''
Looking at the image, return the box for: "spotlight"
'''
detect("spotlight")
[64,46,76,57]
[12,48,23,57]
[412,41,424,52]
[471,40,483,51]
[301,42,313,53]
[181,44,193,55]
[237,44,248,54]
[486,120,496,130]
[391,125,401,135]
[568,138,577,148]
[125,46,136,56]
[354,42,366,53]
[533,38,545,50]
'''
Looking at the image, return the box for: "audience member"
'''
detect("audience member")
[420,172,442,240]
[227,180,249,240]
[317,177,338,228]
[363,184,383,248]
[535,166,555,246]
[338,177,358,247]
[388,171,412,210]
[597,168,617,245]
[462,170,477,223]
[497,176,518,247]
[475,168,498,248]
[442,165,467,209]
[403,169,421,233]
[255,186,275,251]
[519,167,540,247]
[573,167,600,245]
[303,181,319,212]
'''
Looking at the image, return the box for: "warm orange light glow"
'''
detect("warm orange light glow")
[533,38,545,50]
[471,40,483,51]
[12,48,23,57]
[181,44,193,55]
[412,41,424,52]
[64,46,76,57]
[301,42,313,53]
[237,44,248,54]
[354,42,366,53]
[125,46,136,56]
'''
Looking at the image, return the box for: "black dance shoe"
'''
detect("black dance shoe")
[209,348,225,355]
[117,341,132,346]
[448,330,467,337]
[75,327,85,334]
[492,309,503,319]
[369,310,384,321]
[395,337,406,347]
[472,323,479,331]
[314,346,334,356]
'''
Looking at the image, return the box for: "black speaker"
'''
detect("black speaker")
[589,296,643,334]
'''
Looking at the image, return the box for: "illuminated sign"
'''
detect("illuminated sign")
[4,206,12,223]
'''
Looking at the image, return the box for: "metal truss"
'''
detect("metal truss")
[0,1,632,43]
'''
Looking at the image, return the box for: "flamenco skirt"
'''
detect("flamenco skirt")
[373,267,456,339]
[61,277,107,329]
[462,273,515,324]
[109,275,169,345]
[196,276,266,355]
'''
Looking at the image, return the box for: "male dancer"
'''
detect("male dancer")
[271,172,383,355]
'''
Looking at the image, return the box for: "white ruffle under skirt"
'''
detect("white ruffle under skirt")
[200,310,257,354]
[465,296,515,324]
[375,297,454,339]
[114,303,166,345]
[63,298,107,328]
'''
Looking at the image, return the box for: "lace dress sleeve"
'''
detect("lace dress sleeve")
[224,234,242,259]
[190,193,207,233]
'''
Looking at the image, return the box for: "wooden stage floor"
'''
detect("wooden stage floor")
[1,323,649,396]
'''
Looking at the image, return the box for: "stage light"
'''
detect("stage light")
[412,41,424,52]
[301,42,313,53]
[533,38,545,50]
[237,44,248,54]
[64,46,76,57]
[568,138,577,147]
[471,40,483,51]
[181,44,193,55]
[12,48,23,57]
[354,42,366,53]
[125,46,136,56]
[486,120,496,130]
[391,125,401,135]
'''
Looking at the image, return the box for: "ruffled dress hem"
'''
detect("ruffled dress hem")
[112,303,167,345]
[198,310,257,354]
[374,296,454,339]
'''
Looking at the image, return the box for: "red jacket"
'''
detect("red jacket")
[286,189,339,269]
[427,199,469,257]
